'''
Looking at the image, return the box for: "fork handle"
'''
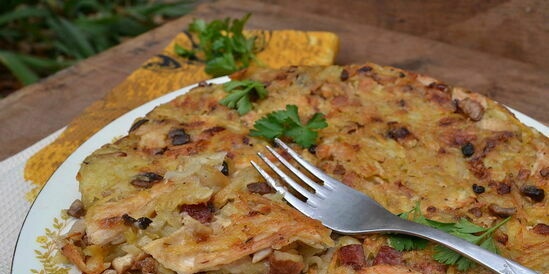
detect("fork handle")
[387,218,538,274]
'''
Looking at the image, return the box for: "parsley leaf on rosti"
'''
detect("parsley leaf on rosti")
[250,104,327,148]
[220,79,267,115]
[389,203,511,271]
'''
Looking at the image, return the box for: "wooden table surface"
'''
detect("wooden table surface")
[0,0,547,161]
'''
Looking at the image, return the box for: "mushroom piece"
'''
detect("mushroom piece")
[457,98,484,121]
[67,199,86,218]
[488,204,517,217]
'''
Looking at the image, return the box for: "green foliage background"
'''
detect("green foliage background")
[0,0,196,91]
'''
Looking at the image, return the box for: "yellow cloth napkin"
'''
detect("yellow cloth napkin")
[24,30,339,199]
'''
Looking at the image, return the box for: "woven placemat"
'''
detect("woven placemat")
[24,29,339,199]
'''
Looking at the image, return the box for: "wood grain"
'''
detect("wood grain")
[263,0,549,69]
[0,0,547,160]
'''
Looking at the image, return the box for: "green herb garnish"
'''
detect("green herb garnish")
[250,105,327,148]
[219,80,267,115]
[174,44,197,59]
[174,13,258,76]
[389,203,511,271]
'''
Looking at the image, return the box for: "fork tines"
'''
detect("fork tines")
[250,138,333,209]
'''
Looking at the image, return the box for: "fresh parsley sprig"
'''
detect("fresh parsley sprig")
[219,80,267,115]
[250,105,327,148]
[174,13,258,77]
[389,203,511,271]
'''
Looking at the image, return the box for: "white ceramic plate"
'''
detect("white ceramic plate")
[11,76,229,273]
[11,76,548,273]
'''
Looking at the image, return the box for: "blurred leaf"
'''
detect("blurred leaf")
[0,6,49,25]
[47,18,96,59]
[16,53,73,72]
[0,50,40,85]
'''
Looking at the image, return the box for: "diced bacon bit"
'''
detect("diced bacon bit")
[373,246,403,266]
[494,182,511,195]
[268,255,304,274]
[532,223,549,235]
[451,131,477,146]
[130,256,158,274]
[333,164,346,175]
[338,244,366,270]
[247,182,275,195]
[517,169,530,180]
[180,203,214,223]
[468,157,490,179]
[495,231,509,245]
[468,207,483,218]
[67,199,86,218]
[457,98,484,121]
[201,126,226,137]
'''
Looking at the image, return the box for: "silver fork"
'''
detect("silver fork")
[250,138,537,274]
